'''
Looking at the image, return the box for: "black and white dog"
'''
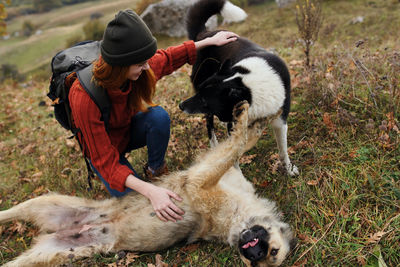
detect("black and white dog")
[179,0,299,176]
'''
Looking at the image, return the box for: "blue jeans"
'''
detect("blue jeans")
[89,106,171,197]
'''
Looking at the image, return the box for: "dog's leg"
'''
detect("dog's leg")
[0,194,110,232]
[271,117,299,176]
[206,114,218,147]
[187,101,249,189]
[3,224,115,267]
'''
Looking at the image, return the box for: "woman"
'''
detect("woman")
[69,10,238,223]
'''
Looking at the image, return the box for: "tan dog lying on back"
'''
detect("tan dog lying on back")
[0,101,295,267]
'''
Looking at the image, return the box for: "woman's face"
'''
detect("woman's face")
[127,61,150,81]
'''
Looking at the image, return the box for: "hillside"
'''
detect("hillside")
[0,0,139,74]
[0,0,399,266]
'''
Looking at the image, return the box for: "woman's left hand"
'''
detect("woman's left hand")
[195,31,239,49]
[208,31,239,46]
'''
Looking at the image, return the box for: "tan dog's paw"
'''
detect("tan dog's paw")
[233,101,249,122]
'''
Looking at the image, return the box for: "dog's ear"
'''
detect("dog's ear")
[193,58,221,87]
[219,59,233,75]
[198,74,217,89]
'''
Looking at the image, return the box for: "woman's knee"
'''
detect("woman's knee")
[147,106,170,131]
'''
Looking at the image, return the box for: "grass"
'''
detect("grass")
[1,0,400,266]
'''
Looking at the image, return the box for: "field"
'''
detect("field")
[0,0,399,266]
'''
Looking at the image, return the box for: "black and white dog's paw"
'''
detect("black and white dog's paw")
[286,163,299,176]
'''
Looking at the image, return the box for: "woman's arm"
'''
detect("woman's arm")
[148,31,239,80]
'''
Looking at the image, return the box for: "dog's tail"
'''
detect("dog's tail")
[186,0,247,41]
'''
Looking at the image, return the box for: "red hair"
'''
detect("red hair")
[92,56,157,113]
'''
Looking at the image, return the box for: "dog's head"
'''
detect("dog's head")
[179,60,252,122]
[238,218,296,267]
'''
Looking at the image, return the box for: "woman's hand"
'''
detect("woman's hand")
[195,31,239,50]
[145,183,185,222]
[125,174,184,222]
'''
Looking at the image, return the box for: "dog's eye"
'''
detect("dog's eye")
[270,249,279,256]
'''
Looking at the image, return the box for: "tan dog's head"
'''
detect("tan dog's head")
[238,218,296,267]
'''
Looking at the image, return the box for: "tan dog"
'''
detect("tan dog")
[0,102,295,267]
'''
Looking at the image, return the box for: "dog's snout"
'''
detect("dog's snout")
[178,102,184,111]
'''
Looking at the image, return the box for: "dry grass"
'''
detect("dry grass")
[1,0,400,266]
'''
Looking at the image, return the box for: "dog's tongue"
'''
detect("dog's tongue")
[242,238,259,249]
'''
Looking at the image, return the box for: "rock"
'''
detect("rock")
[141,0,217,37]
[275,0,295,8]
[350,16,365,24]
[140,0,246,37]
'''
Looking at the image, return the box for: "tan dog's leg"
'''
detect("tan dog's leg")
[0,194,107,232]
[3,232,113,267]
[187,101,249,189]
[1,195,116,267]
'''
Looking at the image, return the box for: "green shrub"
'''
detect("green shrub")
[135,0,159,14]
[65,34,84,47]
[230,0,248,7]
[295,0,323,68]
[0,63,24,83]
[21,19,35,36]
[83,18,104,41]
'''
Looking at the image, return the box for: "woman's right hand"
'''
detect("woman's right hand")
[125,174,184,222]
[145,183,185,222]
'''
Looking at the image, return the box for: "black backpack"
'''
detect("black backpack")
[47,40,111,189]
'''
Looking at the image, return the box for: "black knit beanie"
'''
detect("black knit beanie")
[101,10,157,66]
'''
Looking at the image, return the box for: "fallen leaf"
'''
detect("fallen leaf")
[323,113,336,133]
[124,252,139,265]
[271,161,280,174]
[240,154,257,164]
[21,144,35,155]
[155,254,168,267]
[32,171,43,179]
[39,155,46,164]
[357,255,367,266]
[291,258,307,267]
[33,186,45,194]
[258,180,271,188]
[307,179,319,186]
[181,243,200,253]
[348,149,359,159]
[367,231,387,244]
[9,221,26,234]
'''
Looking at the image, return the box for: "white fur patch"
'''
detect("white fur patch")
[223,57,286,120]
[221,1,247,24]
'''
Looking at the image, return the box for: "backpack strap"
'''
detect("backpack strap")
[76,65,111,131]
[76,65,111,191]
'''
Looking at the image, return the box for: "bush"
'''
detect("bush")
[295,0,323,68]
[230,0,248,7]
[83,19,104,41]
[0,64,24,83]
[33,0,62,13]
[22,20,35,36]
[135,0,159,14]
[90,12,103,20]
[65,34,84,47]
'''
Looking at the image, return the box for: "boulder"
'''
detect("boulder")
[275,0,295,8]
[140,0,218,37]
